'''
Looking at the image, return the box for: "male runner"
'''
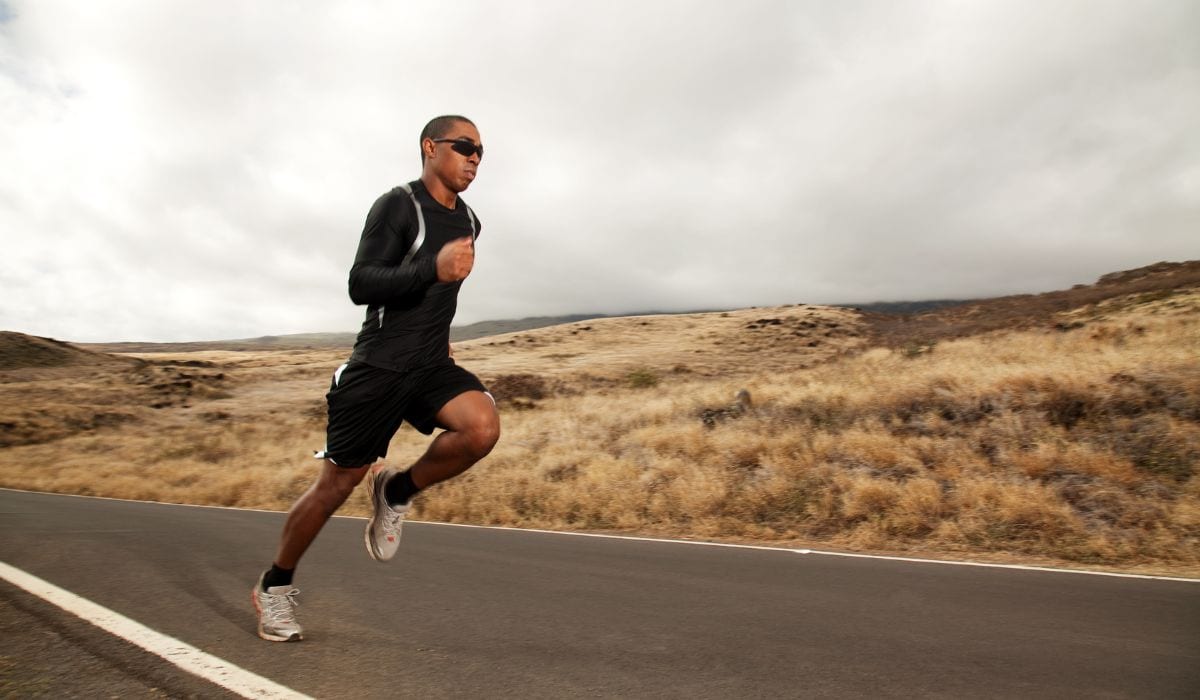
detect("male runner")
[252,115,500,642]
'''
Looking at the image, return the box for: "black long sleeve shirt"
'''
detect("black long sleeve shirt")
[348,180,480,372]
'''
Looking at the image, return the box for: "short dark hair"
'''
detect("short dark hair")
[420,115,475,163]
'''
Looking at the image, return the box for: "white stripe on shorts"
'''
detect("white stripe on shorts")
[315,362,351,462]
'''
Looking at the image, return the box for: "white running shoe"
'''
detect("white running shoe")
[365,466,409,562]
[252,573,303,642]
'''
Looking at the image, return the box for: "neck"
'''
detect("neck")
[420,173,458,209]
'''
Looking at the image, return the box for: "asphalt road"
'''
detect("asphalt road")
[1,488,1197,699]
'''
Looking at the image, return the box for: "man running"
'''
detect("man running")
[253,115,500,642]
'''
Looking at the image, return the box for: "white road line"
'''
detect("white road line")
[796,549,1200,583]
[0,486,296,517]
[421,521,1200,583]
[0,561,312,700]
[4,486,1198,583]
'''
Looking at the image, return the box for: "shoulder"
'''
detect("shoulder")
[367,185,418,222]
[373,184,419,208]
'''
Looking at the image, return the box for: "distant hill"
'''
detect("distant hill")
[863,260,1200,347]
[74,304,975,355]
[450,314,611,342]
[44,259,1200,354]
[80,333,358,354]
[78,314,616,353]
[0,331,136,371]
[847,299,975,315]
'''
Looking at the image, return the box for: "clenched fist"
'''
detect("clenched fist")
[436,236,475,282]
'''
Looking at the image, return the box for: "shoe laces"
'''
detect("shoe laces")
[264,588,300,623]
[380,503,407,536]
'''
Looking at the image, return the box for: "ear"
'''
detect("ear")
[422,137,437,161]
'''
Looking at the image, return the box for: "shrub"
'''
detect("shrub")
[901,340,936,358]
[627,368,659,388]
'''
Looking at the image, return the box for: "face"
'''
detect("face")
[423,121,482,193]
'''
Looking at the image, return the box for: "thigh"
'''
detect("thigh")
[402,363,492,434]
[434,390,499,434]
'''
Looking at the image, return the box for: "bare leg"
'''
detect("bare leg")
[274,391,497,567]
[408,391,500,490]
[273,460,370,569]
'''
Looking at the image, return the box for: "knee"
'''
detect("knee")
[317,464,366,504]
[463,411,500,460]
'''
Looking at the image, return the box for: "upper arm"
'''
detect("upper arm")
[354,190,415,265]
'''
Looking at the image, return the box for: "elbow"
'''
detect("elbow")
[348,263,379,306]
[347,273,368,306]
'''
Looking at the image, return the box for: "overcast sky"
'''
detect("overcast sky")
[2,1,1197,342]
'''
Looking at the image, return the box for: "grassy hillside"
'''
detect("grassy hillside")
[424,289,1199,570]
[1,262,1197,575]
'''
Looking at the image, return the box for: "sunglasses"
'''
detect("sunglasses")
[432,138,484,159]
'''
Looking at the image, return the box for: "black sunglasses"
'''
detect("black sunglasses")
[432,138,484,159]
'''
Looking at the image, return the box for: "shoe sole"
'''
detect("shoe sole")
[251,587,302,642]
[364,467,391,562]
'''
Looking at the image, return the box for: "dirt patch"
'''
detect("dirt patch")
[486,373,549,402]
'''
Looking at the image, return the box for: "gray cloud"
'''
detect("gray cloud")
[1,0,1196,342]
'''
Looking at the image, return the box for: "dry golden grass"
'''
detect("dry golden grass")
[414,290,1200,574]
[2,292,1198,576]
[452,303,866,378]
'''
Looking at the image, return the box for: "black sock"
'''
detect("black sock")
[384,469,420,506]
[262,564,294,590]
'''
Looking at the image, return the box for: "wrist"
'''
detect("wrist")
[424,254,441,283]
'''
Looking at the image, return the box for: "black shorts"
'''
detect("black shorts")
[315,360,488,468]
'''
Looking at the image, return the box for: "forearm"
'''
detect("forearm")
[348,255,438,306]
